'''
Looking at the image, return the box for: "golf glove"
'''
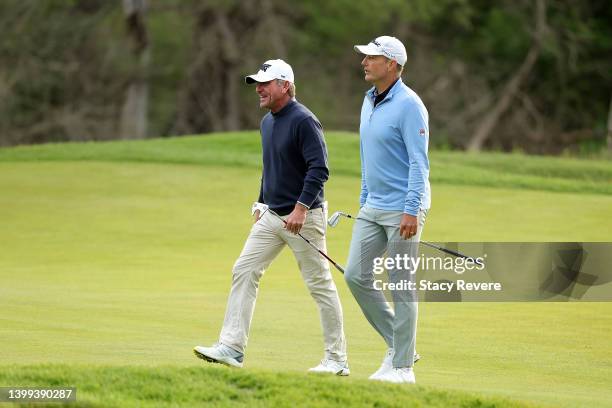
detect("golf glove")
[251,202,269,216]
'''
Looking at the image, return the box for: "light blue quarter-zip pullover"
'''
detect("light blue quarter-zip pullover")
[359,79,431,216]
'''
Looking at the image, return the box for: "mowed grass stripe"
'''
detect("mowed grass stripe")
[0,131,610,195]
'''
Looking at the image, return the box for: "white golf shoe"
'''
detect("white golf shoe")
[193,343,244,368]
[374,367,416,384]
[369,349,421,380]
[369,348,394,380]
[308,359,350,376]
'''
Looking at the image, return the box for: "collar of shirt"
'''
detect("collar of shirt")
[271,99,297,117]
[373,78,400,107]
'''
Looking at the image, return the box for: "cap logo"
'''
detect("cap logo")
[260,63,272,72]
[370,39,395,60]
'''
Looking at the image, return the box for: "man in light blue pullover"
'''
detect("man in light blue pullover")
[346,36,431,384]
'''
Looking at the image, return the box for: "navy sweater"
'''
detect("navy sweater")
[257,100,329,216]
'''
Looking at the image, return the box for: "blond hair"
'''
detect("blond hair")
[276,79,296,98]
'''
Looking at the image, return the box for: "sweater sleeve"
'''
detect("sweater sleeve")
[257,175,264,203]
[257,124,265,204]
[296,116,329,208]
[401,101,430,216]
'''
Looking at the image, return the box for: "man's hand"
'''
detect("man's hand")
[285,203,308,234]
[399,213,418,240]
[253,209,261,223]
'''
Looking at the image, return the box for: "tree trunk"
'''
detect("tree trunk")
[466,0,547,152]
[215,11,240,131]
[119,0,149,140]
[173,1,292,136]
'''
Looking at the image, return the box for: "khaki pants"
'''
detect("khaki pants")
[219,206,347,361]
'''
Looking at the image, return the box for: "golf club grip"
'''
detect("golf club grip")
[439,247,467,259]
[423,242,481,265]
[425,243,462,258]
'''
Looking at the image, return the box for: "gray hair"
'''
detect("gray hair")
[276,79,296,98]
[396,63,404,76]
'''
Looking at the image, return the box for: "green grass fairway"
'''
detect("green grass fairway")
[0,366,539,408]
[1,132,611,407]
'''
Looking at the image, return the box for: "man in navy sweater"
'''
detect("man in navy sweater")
[194,59,348,375]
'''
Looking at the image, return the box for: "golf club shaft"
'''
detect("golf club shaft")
[268,210,345,274]
[419,241,482,266]
[334,212,482,266]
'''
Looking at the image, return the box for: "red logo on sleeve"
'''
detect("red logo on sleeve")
[419,128,426,136]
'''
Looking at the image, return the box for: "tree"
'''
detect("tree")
[467,0,548,151]
[173,0,289,135]
[119,0,150,140]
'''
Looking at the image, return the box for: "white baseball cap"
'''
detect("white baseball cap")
[354,36,407,66]
[245,59,294,84]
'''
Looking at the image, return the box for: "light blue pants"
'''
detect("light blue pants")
[344,205,426,368]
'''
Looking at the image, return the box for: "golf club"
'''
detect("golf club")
[269,209,423,364]
[328,211,483,266]
[267,209,346,274]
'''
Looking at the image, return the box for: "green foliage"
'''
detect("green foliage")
[529,1,612,133]
[0,1,611,152]
[294,0,388,56]
[439,2,532,81]
[0,0,121,144]
[293,0,473,57]
[146,6,193,136]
